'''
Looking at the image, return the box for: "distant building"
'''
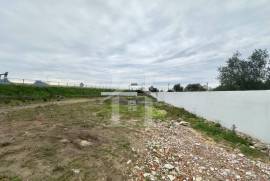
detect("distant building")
[34,80,48,87]
[129,82,141,90]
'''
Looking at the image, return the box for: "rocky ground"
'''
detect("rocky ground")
[129,120,270,181]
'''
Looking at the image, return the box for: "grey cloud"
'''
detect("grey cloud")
[0,0,270,88]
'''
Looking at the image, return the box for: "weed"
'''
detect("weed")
[0,174,22,181]
[151,107,167,120]
[35,144,57,159]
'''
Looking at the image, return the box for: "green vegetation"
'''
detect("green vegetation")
[184,83,207,91]
[154,100,269,159]
[216,49,270,90]
[151,107,167,120]
[173,83,184,92]
[0,84,113,103]
[0,174,22,181]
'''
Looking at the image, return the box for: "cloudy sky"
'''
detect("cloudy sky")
[1,0,270,89]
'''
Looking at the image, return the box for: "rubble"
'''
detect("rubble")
[130,120,270,180]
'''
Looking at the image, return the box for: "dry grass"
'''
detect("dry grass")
[0,97,148,181]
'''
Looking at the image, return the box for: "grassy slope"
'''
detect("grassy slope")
[0,84,113,103]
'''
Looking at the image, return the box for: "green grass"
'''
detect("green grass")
[151,107,167,120]
[0,174,22,181]
[0,84,114,103]
[154,100,269,160]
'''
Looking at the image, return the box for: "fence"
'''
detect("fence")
[151,91,270,143]
[3,77,121,89]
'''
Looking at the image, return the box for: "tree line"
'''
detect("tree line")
[149,83,207,92]
[149,49,270,92]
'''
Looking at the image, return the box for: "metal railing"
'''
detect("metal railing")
[1,77,120,89]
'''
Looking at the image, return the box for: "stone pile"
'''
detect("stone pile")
[129,120,270,181]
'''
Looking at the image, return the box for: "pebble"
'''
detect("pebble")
[60,138,69,143]
[71,169,80,174]
[167,175,175,181]
[238,153,245,157]
[179,121,190,126]
[127,160,132,165]
[163,164,174,170]
[195,176,202,181]
[79,140,92,147]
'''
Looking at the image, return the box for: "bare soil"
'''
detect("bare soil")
[0,98,139,180]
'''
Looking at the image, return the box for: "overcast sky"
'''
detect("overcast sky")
[1,0,270,88]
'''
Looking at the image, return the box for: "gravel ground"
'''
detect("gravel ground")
[129,121,270,181]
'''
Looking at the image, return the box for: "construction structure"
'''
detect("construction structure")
[0,72,9,84]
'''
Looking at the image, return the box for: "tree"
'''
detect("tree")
[184,83,206,91]
[248,49,269,84]
[148,86,159,92]
[217,49,270,90]
[173,83,183,92]
[218,52,246,90]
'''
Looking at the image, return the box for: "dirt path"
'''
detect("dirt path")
[0,98,99,114]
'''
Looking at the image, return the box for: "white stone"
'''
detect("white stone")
[71,169,80,174]
[238,153,245,157]
[179,121,190,126]
[60,139,69,143]
[167,175,175,181]
[127,160,132,165]
[153,157,160,164]
[79,140,92,147]
[143,173,151,177]
[236,175,241,179]
[163,163,174,170]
